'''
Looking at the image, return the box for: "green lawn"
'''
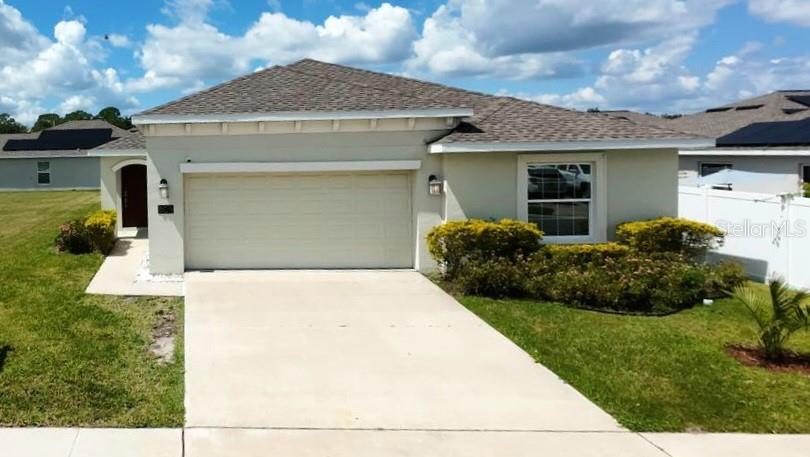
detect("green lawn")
[0,191,183,427]
[458,292,810,433]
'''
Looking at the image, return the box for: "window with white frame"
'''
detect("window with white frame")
[519,154,604,242]
[37,161,50,185]
[699,162,731,177]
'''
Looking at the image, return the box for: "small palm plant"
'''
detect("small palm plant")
[732,279,809,361]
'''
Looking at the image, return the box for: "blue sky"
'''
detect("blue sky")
[1,0,809,125]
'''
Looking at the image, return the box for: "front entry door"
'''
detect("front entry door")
[121,165,148,228]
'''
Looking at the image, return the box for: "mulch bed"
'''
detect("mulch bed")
[726,344,810,376]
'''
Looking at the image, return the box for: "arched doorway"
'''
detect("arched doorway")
[120,164,148,228]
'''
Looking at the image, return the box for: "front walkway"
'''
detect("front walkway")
[85,231,183,297]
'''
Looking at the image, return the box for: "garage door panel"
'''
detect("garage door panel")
[184,172,413,269]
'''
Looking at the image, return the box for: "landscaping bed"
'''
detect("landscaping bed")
[0,191,183,427]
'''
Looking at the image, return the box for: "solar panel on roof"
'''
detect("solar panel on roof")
[718,117,810,147]
[3,129,113,151]
[787,95,810,108]
[706,107,732,113]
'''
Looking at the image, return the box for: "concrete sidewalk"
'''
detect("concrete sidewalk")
[0,428,180,457]
[3,428,810,456]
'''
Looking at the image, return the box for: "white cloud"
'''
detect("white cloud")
[106,33,130,48]
[408,0,731,78]
[532,38,810,113]
[0,16,138,124]
[127,2,416,92]
[749,0,810,27]
[0,0,50,66]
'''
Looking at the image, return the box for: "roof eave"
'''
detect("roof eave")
[87,148,147,157]
[133,108,474,125]
[429,138,714,153]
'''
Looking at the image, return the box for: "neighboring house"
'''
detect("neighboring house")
[0,120,130,191]
[98,59,707,274]
[607,91,810,194]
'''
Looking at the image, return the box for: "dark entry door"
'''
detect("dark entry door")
[121,165,148,228]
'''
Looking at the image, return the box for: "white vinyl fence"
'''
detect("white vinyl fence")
[679,186,810,289]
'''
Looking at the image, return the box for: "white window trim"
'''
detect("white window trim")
[37,161,51,186]
[517,153,607,244]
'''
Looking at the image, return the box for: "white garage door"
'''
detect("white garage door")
[184,172,413,269]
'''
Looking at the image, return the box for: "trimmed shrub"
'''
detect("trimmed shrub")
[84,210,117,254]
[55,219,93,254]
[541,242,630,265]
[617,217,724,258]
[426,219,542,278]
[456,257,529,298]
[528,252,707,313]
[803,182,810,198]
[702,260,748,298]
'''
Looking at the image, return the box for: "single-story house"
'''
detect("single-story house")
[95,59,708,274]
[0,120,131,191]
[607,91,810,194]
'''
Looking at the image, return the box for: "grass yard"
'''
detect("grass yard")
[0,191,183,427]
[458,292,810,433]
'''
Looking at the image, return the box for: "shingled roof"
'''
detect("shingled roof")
[607,91,810,139]
[94,129,145,151]
[0,120,129,159]
[137,59,702,146]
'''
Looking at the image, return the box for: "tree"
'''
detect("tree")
[0,113,28,133]
[94,106,132,129]
[31,113,62,132]
[732,278,809,361]
[63,110,93,122]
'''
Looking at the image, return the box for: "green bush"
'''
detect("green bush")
[702,260,748,299]
[55,219,93,254]
[426,219,542,278]
[84,210,117,254]
[803,182,810,198]
[456,257,529,298]
[541,242,630,265]
[617,217,724,258]
[528,252,707,313]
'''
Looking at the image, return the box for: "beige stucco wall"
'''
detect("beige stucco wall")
[145,130,447,274]
[143,124,680,275]
[442,148,679,240]
[679,154,808,194]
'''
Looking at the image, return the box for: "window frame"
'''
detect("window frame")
[37,161,51,186]
[699,162,732,177]
[517,153,607,244]
[801,164,810,184]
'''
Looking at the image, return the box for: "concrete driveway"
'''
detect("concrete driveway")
[185,270,620,432]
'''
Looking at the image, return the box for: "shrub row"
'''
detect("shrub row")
[429,217,745,314]
[55,210,117,255]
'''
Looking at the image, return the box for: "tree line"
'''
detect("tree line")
[0,107,133,134]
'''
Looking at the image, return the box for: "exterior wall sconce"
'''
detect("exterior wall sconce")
[428,175,443,196]
[159,179,169,199]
